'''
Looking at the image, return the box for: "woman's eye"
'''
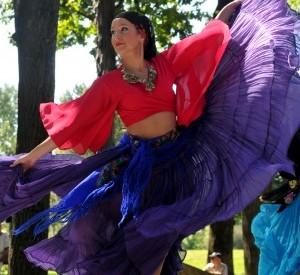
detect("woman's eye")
[110,27,128,36]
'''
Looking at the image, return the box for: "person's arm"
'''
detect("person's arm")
[215,0,243,24]
[222,263,228,275]
[10,137,57,170]
[161,0,242,79]
[203,263,210,271]
[40,77,116,155]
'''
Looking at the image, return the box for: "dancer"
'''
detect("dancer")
[0,0,300,274]
[252,182,300,275]
[252,128,300,275]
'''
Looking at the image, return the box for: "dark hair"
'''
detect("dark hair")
[114,11,157,60]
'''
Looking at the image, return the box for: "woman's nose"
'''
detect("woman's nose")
[112,31,121,38]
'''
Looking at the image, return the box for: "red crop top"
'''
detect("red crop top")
[40,19,230,154]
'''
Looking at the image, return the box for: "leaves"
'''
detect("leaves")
[122,0,210,49]
[0,0,14,23]
[57,0,97,49]
[2,0,300,49]
[289,0,300,11]
[59,83,87,102]
[0,85,17,155]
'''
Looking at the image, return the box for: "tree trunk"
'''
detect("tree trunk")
[94,0,116,148]
[213,1,261,275]
[208,219,234,275]
[11,0,59,274]
[242,200,260,275]
[94,0,116,76]
[205,2,237,275]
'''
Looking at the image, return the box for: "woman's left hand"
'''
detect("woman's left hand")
[215,0,243,24]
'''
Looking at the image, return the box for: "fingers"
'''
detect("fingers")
[10,160,30,172]
[9,154,34,171]
[10,159,20,168]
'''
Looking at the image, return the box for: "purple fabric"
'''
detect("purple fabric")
[0,146,127,222]
[1,0,300,274]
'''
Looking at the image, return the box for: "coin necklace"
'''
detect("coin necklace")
[122,64,157,92]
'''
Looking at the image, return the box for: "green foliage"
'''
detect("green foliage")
[289,0,300,11]
[2,0,299,51]
[114,114,126,143]
[57,0,97,49]
[57,0,212,50]
[233,224,243,249]
[57,0,212,51]
[0,85,17,155]
[59,83,88,103]
[182,224,243,250]
[182,228,208,250]
[0,1,13,23]
[123,0,211,49]
[234,212,242,225]
[48,192,64,238]
[184,249,245,275]
[1,0,211,51]
[0,0,97,49]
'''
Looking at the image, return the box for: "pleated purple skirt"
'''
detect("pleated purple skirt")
[1,0,300,274]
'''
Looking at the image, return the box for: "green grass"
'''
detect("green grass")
[47,249,244,275]
[184,249,245,275]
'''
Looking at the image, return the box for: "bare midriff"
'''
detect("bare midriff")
[126,111,176,138]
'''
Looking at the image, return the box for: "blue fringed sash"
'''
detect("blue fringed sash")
[15,129,181,236]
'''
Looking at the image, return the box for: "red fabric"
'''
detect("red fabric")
[105,59,176,127]
[40,78,117,154]
[40,19,230,154]
[162,19,231,126]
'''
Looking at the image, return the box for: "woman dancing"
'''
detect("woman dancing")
[0,0,300,274]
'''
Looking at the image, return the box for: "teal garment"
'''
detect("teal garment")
[252,194,300,275]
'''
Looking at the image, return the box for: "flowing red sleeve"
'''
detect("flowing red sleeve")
[161,19,231,126]
[40,77,116,155]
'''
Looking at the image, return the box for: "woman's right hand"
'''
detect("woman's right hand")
[10,153,39,171]
[10,136,57,171]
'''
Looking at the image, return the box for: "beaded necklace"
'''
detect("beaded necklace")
[122,64,157,93]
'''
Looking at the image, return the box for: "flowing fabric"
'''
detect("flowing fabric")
[1,0,300,274]
[252,194,300,275]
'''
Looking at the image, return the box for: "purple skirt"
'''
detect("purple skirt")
[1,0,300,274]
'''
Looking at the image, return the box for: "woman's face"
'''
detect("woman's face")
[111,18,144,58]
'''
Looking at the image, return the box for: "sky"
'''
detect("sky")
[0,1,217,102]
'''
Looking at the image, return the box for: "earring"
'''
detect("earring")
[140,42,144,59]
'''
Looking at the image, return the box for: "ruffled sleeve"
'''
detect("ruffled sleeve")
[40,77,116,155]
[161,19,231,126]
